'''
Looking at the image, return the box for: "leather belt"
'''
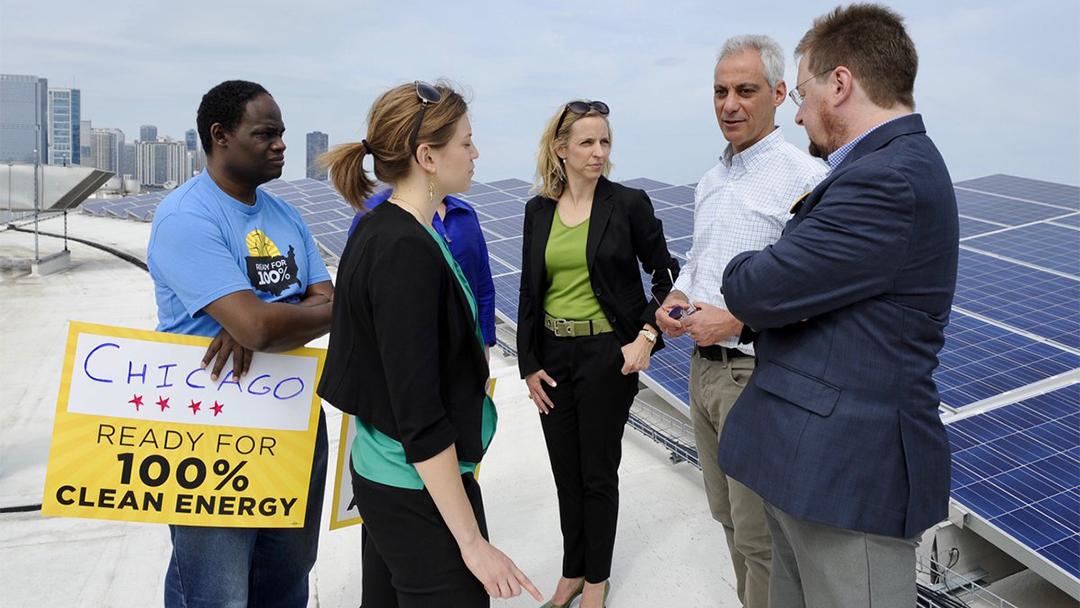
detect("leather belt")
[695,344,752,361]
[544,313,614,338]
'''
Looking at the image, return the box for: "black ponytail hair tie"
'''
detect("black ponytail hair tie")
[361,139,373,156]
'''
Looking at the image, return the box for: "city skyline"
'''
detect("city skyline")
[1,1,1077,187]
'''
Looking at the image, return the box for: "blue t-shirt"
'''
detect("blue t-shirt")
[148,171,332,337]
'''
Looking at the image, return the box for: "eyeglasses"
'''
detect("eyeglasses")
[408,80,442,155]
[789,67,836,107]
[554,100,610,136]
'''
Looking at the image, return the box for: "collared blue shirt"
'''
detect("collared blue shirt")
[826,115,909,173]
[348,189,497,345]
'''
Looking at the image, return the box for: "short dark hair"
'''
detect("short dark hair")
[795,4,918,109]
[196,80,270,155]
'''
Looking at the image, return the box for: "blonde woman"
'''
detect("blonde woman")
[318,81,540,607]
[517,100,679,607]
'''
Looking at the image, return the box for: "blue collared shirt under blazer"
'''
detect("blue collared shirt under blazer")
[718,114,959,539]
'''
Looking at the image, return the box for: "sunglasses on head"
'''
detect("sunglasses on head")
[408,80,442,156]
[554,100,610,136]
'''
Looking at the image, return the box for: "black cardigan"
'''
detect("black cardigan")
[517,176,680,378]
[317,203,489,463]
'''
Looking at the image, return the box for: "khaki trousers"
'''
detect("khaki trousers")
[690,352,772,608]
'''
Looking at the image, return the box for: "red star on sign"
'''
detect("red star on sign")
[188,400,202,415]
[129,394,144,410]
[211,401,225,417]
[156,396,170,412]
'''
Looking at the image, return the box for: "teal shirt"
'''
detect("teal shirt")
[351,225,497,490]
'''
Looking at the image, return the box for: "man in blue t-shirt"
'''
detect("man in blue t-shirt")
[147,80,333,608]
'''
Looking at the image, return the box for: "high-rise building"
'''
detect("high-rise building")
[120,143,136,178]
[79,120,93,165]
[139,124,157,142]
[185,128,198,152]
[47,87,81,166]
[0,74,49,164]
[135,138,192,187]
[306,131,328,180]
[188,148,206,174]
[89,128,125,173]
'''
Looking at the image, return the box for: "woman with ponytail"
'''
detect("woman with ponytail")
[316,81,540,607]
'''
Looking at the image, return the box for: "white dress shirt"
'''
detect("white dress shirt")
[673,127,826,354]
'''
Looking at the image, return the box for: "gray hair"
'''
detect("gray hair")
[718,35,786,88]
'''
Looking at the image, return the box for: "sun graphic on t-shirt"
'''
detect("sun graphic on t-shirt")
[245,229,281,257]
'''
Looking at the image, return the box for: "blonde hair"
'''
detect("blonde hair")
[318,81,469,211]
[534,102,613,200]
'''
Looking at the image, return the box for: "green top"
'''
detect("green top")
[351,225,497,490]
[544,213,605,320]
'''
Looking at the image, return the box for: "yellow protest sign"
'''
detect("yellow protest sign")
[42,321,324,528]
[329,378,498,530]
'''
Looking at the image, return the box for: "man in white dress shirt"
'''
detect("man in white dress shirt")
[655,35,825,608]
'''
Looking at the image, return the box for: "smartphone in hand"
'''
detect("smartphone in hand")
[668,305,697,320]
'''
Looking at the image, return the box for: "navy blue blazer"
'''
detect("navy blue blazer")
[718,114,958,538]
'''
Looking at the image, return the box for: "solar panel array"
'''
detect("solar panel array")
[947,384,1079,583]
[81,174,1079,415]
[83,172,1079,591]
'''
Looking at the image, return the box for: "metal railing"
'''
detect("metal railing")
[916,553,1018,608]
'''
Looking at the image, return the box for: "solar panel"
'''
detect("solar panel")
[956,174,1080,210]
[935,312,1079,410]
[469,191,518,206]
[479,216,525,240]
[475,200,527,220]
[963,223,1080,277]
[946,384,1080,582]
[486,178,531,190]
[959,216,1006,239]
[465,182,498,196]
[648,185,696,206]
[492,273,521,321]
[641,335,695,405]
[956,189,1074,226]
[654,207,694,239]
[80,199,110,216]
[1050,214,1080,229]
[955,250,1080,349]
[486,236,523,269]
[622,177,672,191]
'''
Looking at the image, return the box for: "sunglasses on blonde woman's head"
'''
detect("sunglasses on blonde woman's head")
[409,80,442,155]
[554,100,610,136]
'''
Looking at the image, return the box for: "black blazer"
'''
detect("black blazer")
[318,203,490,463]
[517,176,679,377]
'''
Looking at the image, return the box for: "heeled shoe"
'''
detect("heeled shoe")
[539,577,585,608]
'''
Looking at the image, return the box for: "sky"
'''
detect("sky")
[2,0,1078,187]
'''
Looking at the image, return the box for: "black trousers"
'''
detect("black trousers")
[351,467,489,608]
[539,330,639,583]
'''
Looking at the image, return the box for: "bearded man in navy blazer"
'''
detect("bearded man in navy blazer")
[718,5,959,607]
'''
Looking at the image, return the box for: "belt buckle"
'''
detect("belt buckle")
[554,319,574,337]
